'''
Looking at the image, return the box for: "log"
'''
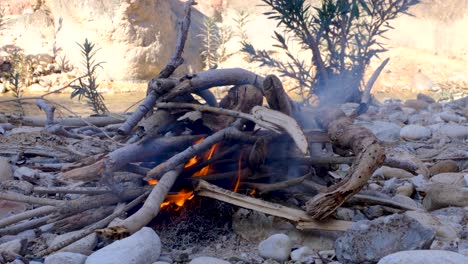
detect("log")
[305,108,385,219]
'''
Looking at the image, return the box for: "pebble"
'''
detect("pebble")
[404,99,429,111]
[258,234,292,262]
[429,160,459,176]
[0,157,13,181]
[335,214,435,263]
[430,172,466,187]
[188,257,230,264]
[44,252,87,264]
[0,239,23,255]
[405,211,459,241]
[290,246,315,263]
[361,121,401,143]
[439,124,468,139]
[377,250,468,264]
[85,227,161,264]
[417,93,436,104]
[400,125,432,141]
[440,111,465,123]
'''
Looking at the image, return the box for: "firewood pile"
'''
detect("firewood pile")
[7,1,468,262]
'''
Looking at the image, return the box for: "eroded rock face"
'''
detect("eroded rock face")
[0,0,205,81]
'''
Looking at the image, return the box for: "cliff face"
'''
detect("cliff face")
[0,0,206,82]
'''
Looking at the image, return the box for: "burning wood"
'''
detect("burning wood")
[0,0,391,259]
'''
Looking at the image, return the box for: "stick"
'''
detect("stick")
[160,68,265,102]
[361,58,390,104]
[118,168,183,234]
[118,0,195,135]
[145,127,257,180]
[34,191,149,257]
[195,180,352,231]
[0,206,56,228]
[263,74,294,116]
[0,215,52,236]
[349,194,420,211]
[243,174,308,194]
[33,186,111,195]
[0,191,64,207]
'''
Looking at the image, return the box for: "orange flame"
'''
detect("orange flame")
[184,137,205,169]
[148,179,159,185]
[192,143,219,177]
[233,152,242,193]
[160,190,194,209]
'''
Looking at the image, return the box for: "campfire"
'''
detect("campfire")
[0,0,391,259]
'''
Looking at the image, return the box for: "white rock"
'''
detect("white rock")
[85,227,161,264]
[291,246,315,262]
[258,233,292,262]
[377,250,468,264]
[0,239,23,255]
[189,256,230,264]
[400,125,432,141]
[361,121,401,143]
[430,173,466,187]
[44,252,87,264]
[439,124,468,140]
[440,111,465,123]
[0,157,13,181]
[49,231,97,255]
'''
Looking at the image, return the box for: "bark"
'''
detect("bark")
[305,108,386,219]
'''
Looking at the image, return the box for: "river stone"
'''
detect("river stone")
[361,121,401,143]
[439,124,468,139]
[189,256,230,264]
[404,99,429,111]
[258,234,292,262]
[290,246,315,262]
[417,93,436,104]
[377,250,468,264]
[400,125,432,141]
[44,252,87,264]
[440,111,465,123]
[335,214,435,264]
[429,160,459,176]
[430,173,466,187]
[0,157,13,181]
[85,227,161,264]
[405,211,459,241]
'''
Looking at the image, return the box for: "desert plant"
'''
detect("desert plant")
[57,54,73,73]
[243,0,419,104]
[10,72,25,115]
[70,39,108,115]
[234,9,250,44]
[199,17,233,70]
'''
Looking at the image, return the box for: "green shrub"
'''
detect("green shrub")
[243,0,419,104]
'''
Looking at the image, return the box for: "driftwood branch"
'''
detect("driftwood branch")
[195,180,352,231]
[145,127,257,180]
[362,58,390,104]
[34,191,149,257]
[116,168,183,234]
[305,108,386,219]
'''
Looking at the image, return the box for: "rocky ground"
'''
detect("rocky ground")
[1,93,467,264]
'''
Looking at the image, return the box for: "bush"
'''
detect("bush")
[70,39,108,115]
[243,0,419,104]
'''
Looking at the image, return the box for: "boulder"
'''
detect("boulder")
[417,93,436,104]
[377,250,468,264]
[430,173,466,187]
[404,99,429,111]
[335,214,435,264]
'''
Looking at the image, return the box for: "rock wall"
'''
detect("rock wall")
[0,0,206,82]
